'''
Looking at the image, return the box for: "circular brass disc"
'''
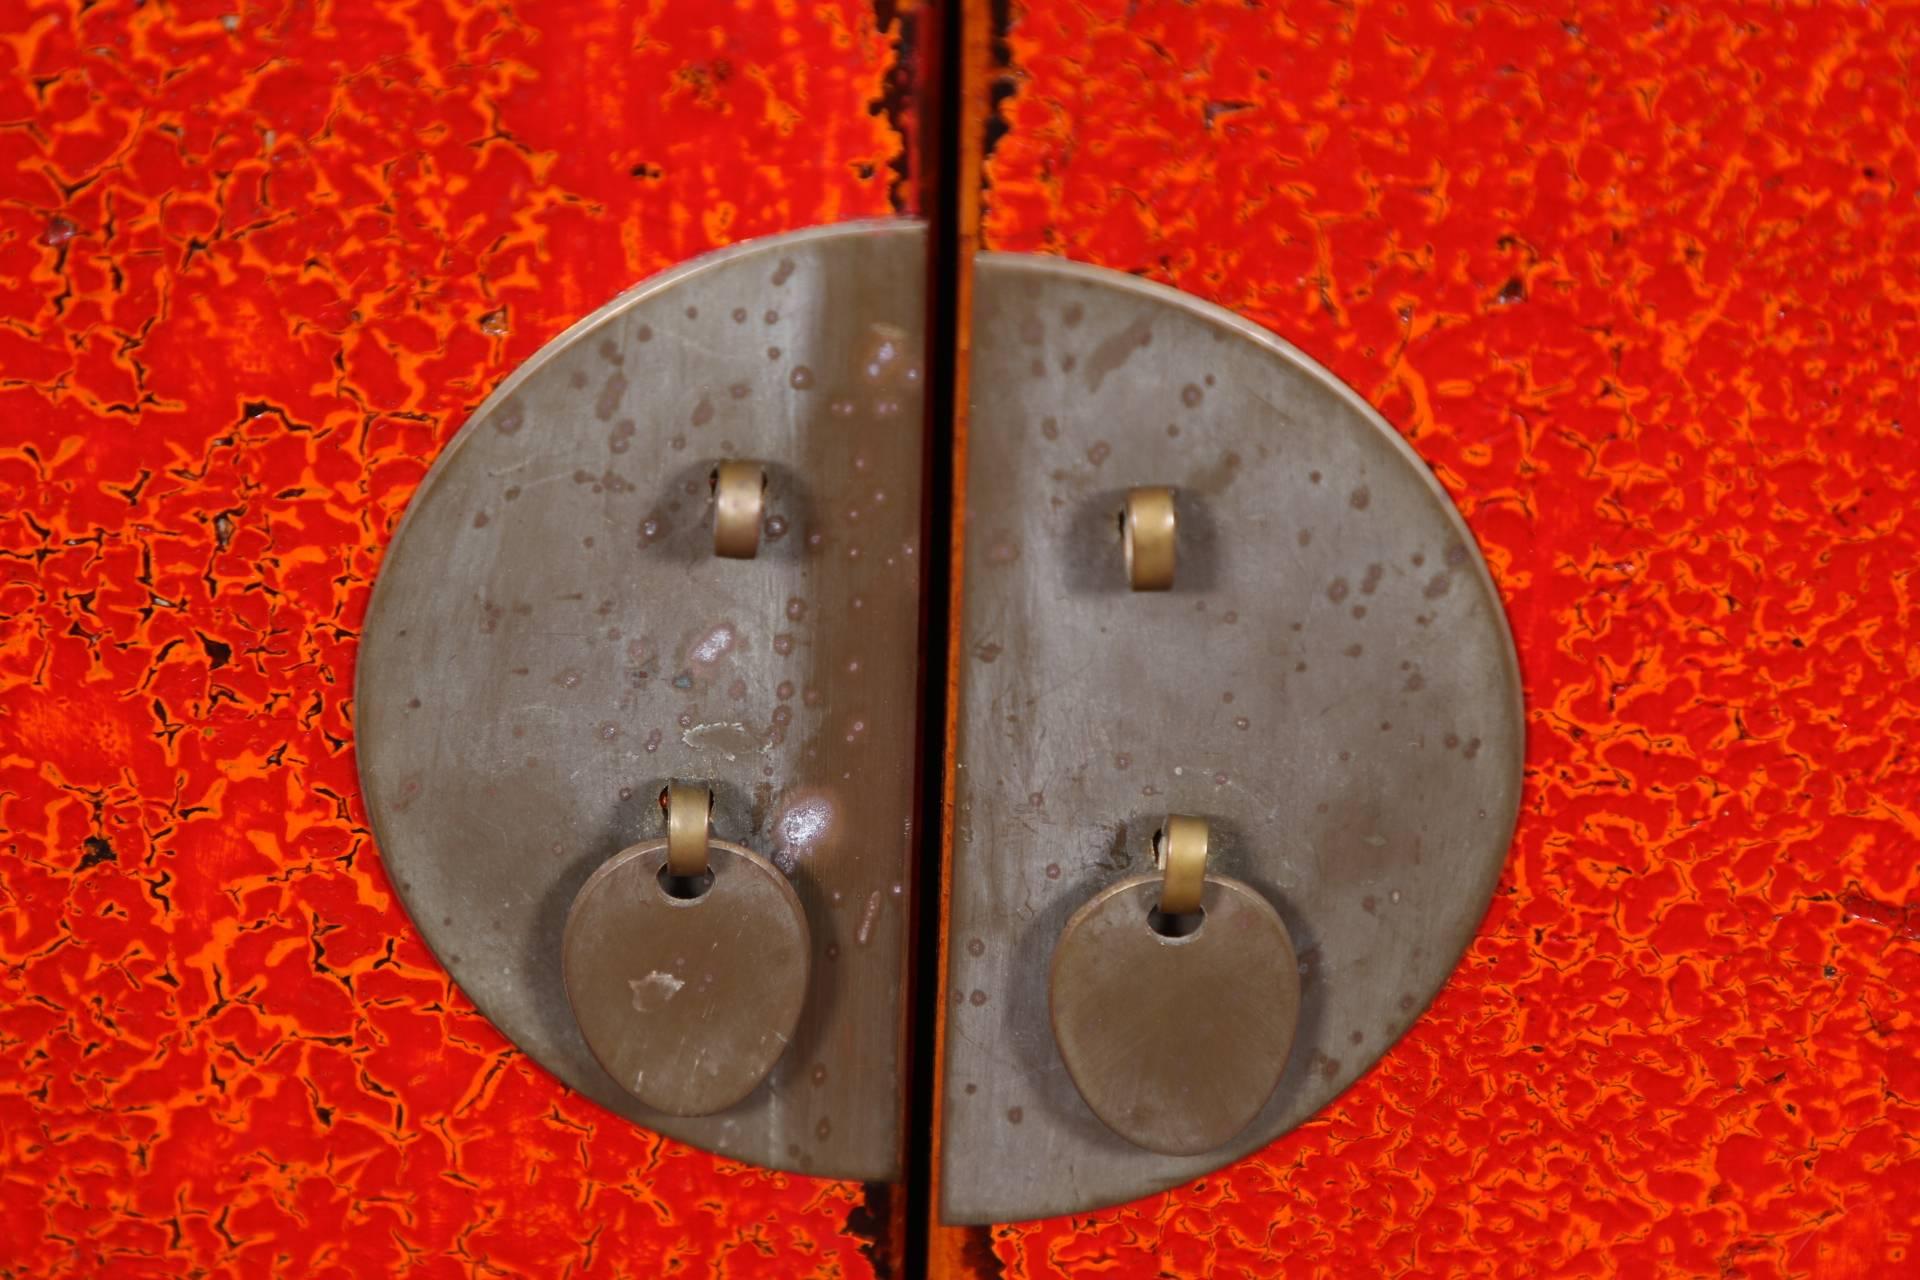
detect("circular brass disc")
[1050,875,1300,1157]
[564,838,809,1117]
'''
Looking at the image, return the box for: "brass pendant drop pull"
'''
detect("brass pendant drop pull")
[562,782,809,1117]
[1049,816,1301,1156]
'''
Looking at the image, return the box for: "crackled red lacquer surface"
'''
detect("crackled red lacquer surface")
[957,0,1920,1275]
[0,1,915,1274]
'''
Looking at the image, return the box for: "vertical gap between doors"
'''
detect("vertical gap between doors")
[904,0,970,1271]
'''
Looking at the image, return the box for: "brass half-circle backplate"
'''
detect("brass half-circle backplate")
[357,222,927,1182]
[938,252,1525,1222]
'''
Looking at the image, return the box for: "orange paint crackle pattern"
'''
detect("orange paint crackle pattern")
[0,0,913,1274]
[970,0,1919,1276]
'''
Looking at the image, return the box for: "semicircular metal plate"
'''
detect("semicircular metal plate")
[939,252,1525,1222]
[357,221,928,1181]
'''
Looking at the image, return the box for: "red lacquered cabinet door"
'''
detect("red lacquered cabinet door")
[6,0,1920,1276]
[930,1,1919,1276]
[0,2,921,1275]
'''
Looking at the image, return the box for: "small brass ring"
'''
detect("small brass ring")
[662,781,713,878]
[1121,487,1176,591]
[1154,815,1208,917]
[712,461,766,559]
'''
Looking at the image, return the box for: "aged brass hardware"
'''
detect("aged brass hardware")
[563,790,810,1118]
[358,221,928,1181]
[663,780,713,878]
[1151,814,1207,917]
[1121,486,1177,591]
[356,223,1522,1202]
[940,252,1524,1222]
[711,460,767,560]
[1050,815,1300,1157]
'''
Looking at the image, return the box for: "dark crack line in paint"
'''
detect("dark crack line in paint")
[980,0,1015,190]
[875,0,920,216]
[845,1180,898,1279]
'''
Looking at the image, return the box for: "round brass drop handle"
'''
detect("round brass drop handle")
[562,781,810,1118]
[1050,815,1302,1156]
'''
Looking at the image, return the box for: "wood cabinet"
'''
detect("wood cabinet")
[5,2,1915,1275]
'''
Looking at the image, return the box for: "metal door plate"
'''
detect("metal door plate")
[357,222,927,1181]
[939,253,1525,1222]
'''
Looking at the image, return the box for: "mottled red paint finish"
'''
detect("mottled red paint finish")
[968,0,1920,1275]
[0,0,913,1274]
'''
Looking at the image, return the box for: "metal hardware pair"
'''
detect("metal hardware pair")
[358,221,1526,1220]
[723,462,1179,597]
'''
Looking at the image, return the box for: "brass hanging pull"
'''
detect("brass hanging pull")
[1121,486,1176,590]
[711,460,767,559]
[1049,815,1301,1157]
[562,782,810,1118]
